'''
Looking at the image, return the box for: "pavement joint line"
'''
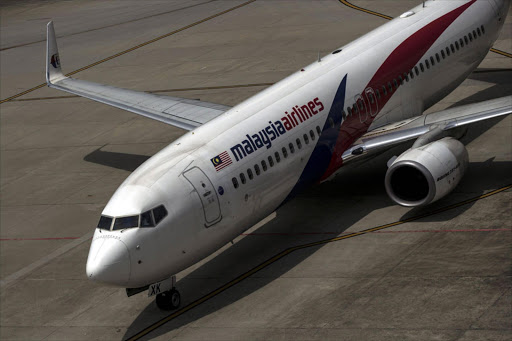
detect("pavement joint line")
[0,232,94,289]
[338,0,512,59]
[8,83,275,102]
[0,0,257,105]
[125,184,512,341]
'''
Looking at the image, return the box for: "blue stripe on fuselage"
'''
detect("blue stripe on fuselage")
[283,74,348,202]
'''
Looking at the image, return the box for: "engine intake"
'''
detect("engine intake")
[385,137,468,207]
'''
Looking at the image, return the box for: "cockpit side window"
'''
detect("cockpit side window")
[97,215,113,230]
[113,215,139,230]
[152,205,168,225]
[140,210,154,227]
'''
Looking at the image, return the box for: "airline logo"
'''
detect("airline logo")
[211,151,232,171]
[50,53,60,68]
[229,97,324,162]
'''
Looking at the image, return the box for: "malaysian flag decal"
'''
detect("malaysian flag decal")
[211,151,232,171]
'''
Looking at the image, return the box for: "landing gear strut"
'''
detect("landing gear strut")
[155,288,181,310]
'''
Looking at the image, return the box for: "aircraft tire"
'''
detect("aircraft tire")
[156,289,181,310]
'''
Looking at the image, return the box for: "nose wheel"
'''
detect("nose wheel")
[155,288,181,310]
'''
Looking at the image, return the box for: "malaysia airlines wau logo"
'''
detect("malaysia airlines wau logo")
[211,151,232,171]
[50,53,60,69]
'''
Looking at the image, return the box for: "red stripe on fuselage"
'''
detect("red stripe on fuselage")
[321,0,476,181]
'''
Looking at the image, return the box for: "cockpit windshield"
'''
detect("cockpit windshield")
[96,205,168,231]
[97,215,113,230]
[113,215,139,230]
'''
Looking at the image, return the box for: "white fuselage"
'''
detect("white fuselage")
[86,0,509,288]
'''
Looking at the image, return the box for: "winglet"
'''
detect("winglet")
[46,21,66,85]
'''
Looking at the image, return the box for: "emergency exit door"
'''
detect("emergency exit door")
[183,167,222,227]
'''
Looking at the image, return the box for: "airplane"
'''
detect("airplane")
[44,0,511,310]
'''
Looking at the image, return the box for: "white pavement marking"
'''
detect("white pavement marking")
[0,232,94,288]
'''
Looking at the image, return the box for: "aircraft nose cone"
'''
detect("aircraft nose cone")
[86,238,131,285]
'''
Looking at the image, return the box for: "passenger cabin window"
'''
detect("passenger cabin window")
[232,177,239,188]
[441,50,446,59]
[481,25,485,34]
[468,33,472,42]
[477,27,481,36]
[415,66,419,76]
[316,126,322,135]
[268,155,274,167]
[459,38,464,48]
[113,215,138,231]
[296,138,302,149]
[282,147,288,158]
[275,151,281,163]
[393,79,398,89]
[376,89,381,99]
[304,134,309,144]
[153,205,168,225]
[430,56,435,66]
[382,85,387,96]
[425,59,430,69]
[404,72,409,82]
[262,160,268,171]
[310,130,316,141]
[140,210,154,228]
[436,53,440,63]
[254,164,260,176]
[98,215,113,230]
[387,82,392,92]
[289,142,295,153]
[247,168,254,180]
[464,35,469,44]
[420,63,424,72]
[451,44,456,53]
[240,173,246,184]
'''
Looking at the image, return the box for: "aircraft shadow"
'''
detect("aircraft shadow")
[84,147,150,172]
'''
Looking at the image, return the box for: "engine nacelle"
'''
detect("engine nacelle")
[385,137,468,207]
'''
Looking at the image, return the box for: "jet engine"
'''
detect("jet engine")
[385,137,468,207]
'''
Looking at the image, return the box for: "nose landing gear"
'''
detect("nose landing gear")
[155,288,181,310]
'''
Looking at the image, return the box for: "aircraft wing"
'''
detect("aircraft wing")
[45,22,230,131]
[342,95,512,163]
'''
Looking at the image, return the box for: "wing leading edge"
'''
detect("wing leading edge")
[45,21,231,131]
[343,96,512,163]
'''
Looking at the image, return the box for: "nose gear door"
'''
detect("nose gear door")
[182,166,222,227]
